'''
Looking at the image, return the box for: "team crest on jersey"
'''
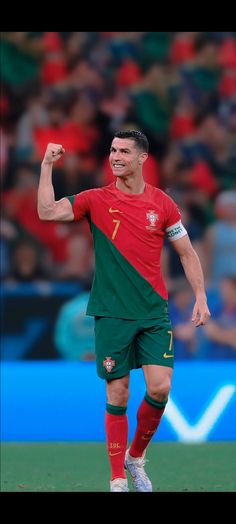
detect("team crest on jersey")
[146,210,159,230]
[103,356,116,373]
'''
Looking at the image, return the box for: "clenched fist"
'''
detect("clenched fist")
[43,143,65,164]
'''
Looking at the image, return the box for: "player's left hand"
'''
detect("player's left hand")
[192,297,211,327]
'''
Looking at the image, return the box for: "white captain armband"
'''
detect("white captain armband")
[165,220,187,241]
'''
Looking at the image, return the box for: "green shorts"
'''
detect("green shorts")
[94,316,174,380]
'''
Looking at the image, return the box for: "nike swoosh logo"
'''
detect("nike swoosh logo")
[141,430,155,440]
[109,208,123,214]
[109,451,122,456]
[163,353,174,358]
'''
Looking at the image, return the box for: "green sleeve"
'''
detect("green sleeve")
[66,195,75,206]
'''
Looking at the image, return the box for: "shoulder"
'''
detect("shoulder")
[147,184,175,201]
[74,184,114,200]
[147,184,178,208]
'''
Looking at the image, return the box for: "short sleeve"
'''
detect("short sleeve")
[164,196,181,229]
[66,191,90,221]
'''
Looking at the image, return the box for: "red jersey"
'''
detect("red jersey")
[67,182,186,319]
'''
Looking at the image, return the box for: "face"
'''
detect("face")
[109,137,147,177]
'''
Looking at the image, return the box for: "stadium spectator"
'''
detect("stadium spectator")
[56,221,94,288]
[2,163,70,264]
[203,190,236,285]
[54,292,95,361]
[200,276,236,359]
[6,239,50,283]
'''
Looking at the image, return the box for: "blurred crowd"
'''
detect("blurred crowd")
[1,31,236,359]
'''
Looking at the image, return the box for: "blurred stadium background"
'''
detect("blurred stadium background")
[1,31,236,492]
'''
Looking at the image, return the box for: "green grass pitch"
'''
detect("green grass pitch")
[1,442,235,492]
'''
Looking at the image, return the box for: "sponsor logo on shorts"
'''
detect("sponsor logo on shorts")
[163,353,174,359]
[103,356,116,372]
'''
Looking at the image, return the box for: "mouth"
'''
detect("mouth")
[112,164,126,176]
[112,164,125,169]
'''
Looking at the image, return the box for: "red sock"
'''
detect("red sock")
[105,411,128,480]
[129,398,165,458]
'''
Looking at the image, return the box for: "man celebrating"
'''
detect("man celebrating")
[38,130,210,492]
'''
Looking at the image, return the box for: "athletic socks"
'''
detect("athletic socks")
[129,393,167,458]
[105,393,167,478]
[105,404,128,480]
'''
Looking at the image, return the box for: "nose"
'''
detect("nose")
[114,153,121,161]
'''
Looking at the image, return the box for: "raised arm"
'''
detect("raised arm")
[37,143,74,221]
[171,234,211,327]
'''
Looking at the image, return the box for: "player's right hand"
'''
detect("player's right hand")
[43,143,65,164]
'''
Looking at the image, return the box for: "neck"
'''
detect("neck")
[115,174,145,195]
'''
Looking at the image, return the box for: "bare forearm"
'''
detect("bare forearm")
[37,143,73,221]
[37,161,56,218]
[180,249,206,299]
[172,236,210,326]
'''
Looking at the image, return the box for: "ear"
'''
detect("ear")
[139,153,148,165]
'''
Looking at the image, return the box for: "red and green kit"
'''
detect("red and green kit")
[67,182,187,377]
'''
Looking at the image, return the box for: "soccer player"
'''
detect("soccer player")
[37,131,211,492]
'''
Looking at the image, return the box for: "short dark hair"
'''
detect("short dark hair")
[114,130,149,153]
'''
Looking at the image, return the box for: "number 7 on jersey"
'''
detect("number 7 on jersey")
[112,219,121,240]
